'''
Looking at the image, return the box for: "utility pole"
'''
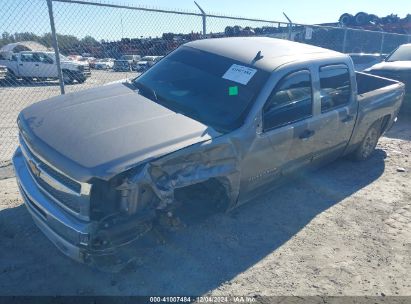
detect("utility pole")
[46,0,65,94]
[283,12,293,40]
[194,1,206,37]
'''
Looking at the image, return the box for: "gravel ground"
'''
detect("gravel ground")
[0,115,410,296]
[0,70,136,166]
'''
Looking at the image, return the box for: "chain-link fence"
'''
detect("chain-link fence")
[1,0,410,166]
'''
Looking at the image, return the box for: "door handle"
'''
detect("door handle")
[35,64,39,67]
[19,64,23,66]
[299,129,315,140]
[341,115,354,123]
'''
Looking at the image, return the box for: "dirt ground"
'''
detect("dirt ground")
[0,115,410,296]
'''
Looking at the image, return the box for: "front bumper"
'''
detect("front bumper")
[0,70,7,79]
[73,69,91,79]
[13,147,155,268]
[13,147,92,263]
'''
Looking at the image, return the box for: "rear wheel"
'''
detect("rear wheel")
[339,13,353,26]
[353,121,381,161]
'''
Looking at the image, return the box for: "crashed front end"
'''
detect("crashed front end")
[13,135,96,264]
[13,130,240,268]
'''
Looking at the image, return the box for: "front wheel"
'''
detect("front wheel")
[353,121,381,161]
[62,71,74,84]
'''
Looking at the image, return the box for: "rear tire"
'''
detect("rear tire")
[339,13,353,26]
[354,12,369,26]
[353,121,381,161]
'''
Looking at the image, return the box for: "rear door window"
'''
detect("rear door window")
[319,65,351,112]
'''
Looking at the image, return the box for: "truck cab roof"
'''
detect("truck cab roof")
[186,37,347,72]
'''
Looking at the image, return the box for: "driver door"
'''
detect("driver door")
[35,52,57,78]
[239,69,316,202]
[18,53,38,77]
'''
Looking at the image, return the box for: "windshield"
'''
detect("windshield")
[133,46,269,132]
[386,45,411,62]
[48,53,69,61]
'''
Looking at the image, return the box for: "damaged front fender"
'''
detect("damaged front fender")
[116,138,242,213]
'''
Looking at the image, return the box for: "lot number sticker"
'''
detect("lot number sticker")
[222,64,257,85]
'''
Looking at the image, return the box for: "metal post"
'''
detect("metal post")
[194,1,206,36]
[380,32,385,55]
[46,0,65,94]
[342,28,347,53]
[283,12,293,40]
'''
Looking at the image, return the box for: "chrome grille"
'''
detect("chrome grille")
[36,177,81,213]
[19,134,91,220]
[39,160,81,192]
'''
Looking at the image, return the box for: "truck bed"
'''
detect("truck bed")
[345,72,405,156]
[356,71,400,95]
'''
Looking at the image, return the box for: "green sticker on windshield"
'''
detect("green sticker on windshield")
[229,86,238,96]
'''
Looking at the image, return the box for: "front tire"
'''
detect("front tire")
[5,69,17,83]
[353,121,381,161]
[62,71,74,84]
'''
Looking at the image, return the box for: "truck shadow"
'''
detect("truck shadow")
[0,149,386,295]
[384,113,411,141]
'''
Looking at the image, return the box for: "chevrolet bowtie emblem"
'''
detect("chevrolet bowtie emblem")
[28,160,41,177]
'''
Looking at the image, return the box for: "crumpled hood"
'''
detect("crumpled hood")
[19,82,221,181]
[366,61,411,72]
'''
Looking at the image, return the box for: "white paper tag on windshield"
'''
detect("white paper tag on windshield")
[222,64,257,85]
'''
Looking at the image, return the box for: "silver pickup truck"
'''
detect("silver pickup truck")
[13,37,404,268]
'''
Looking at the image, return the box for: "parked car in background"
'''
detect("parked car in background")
[113,59,131,72]
[121,54,141,65]
[88,58,97,69]
[0,65,7,80]
[78,56,94,66]
[133,56,163,72]
[12,37,404,268]
[349,53,384,71]
[94,58,114,70]
[67,55,83,62]
[0,51,91,84]
[365,44,411,93]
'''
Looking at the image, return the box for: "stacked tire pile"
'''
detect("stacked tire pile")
[339,12,411,34]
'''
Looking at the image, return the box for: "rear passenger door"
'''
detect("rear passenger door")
[313,64,357,163]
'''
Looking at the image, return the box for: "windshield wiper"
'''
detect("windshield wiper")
[134,82,158,102]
